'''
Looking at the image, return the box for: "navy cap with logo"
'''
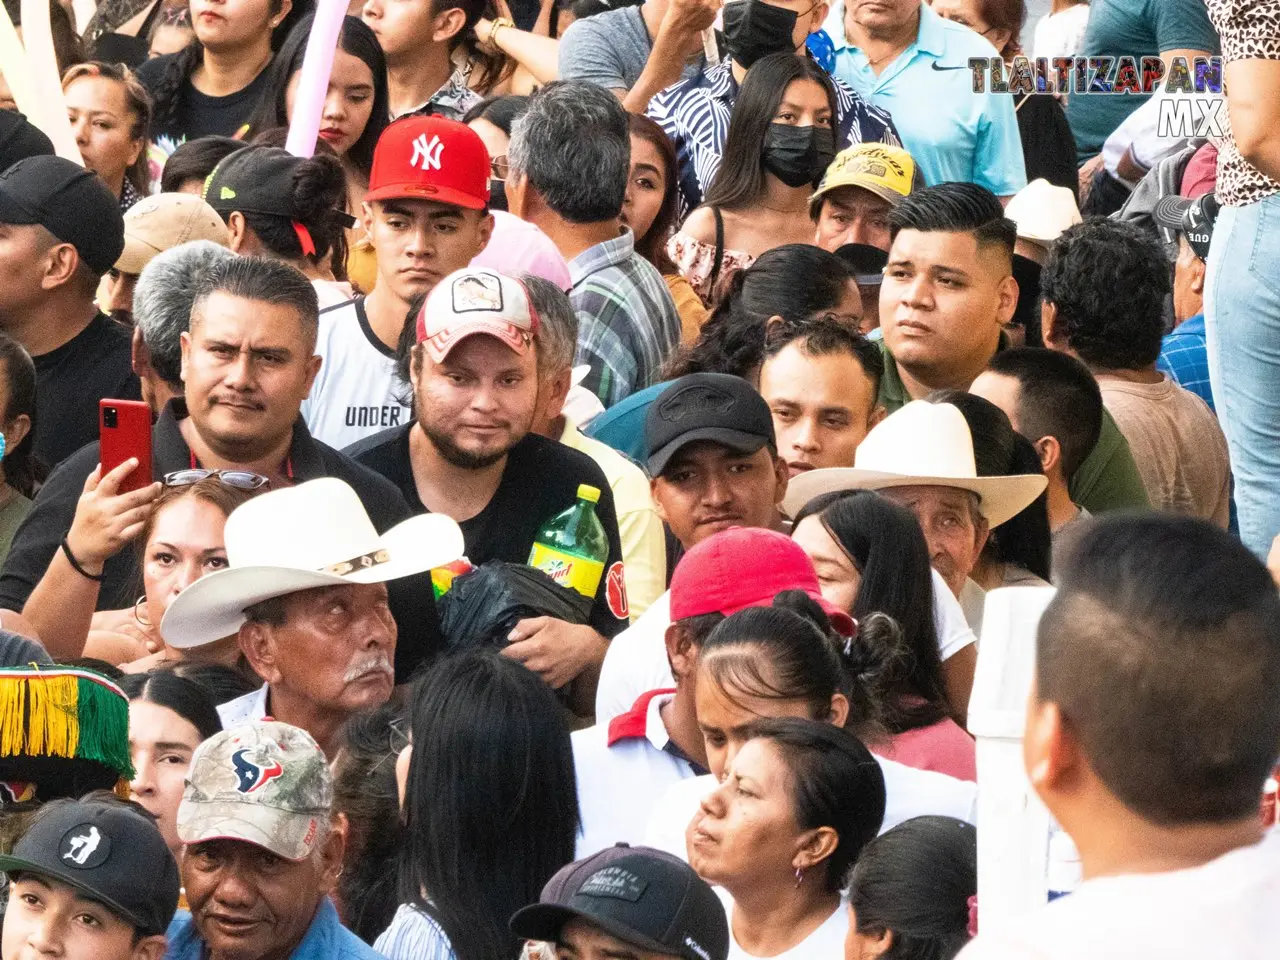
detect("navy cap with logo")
[0,800,180,936]
[510,845,729,960]
[1153,192,1220,261]
[646,373,775,477]
[0,155,125,275]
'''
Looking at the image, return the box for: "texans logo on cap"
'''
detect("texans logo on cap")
[58,824,110,869]
[232,746,284,794]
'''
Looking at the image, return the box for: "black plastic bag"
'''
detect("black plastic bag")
[438,562,594,653]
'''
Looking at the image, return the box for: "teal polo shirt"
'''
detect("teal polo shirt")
[822,1,1026,196]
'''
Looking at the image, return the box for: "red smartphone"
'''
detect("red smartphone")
[99,399,153,494]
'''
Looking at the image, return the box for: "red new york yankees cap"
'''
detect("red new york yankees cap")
[366,115,490,210]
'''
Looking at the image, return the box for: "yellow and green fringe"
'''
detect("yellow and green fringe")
[0,669,133,780]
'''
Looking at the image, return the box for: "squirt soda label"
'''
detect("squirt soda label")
[528,544,605,597]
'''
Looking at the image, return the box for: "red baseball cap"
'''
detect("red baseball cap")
[365,115,490,209]
[669,528,856,637]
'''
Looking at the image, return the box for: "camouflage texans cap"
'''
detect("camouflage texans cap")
[177,721,333,861]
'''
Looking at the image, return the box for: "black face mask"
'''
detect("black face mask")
[489,179,509,212]
[723,0,799,69]
[762,123,836,188]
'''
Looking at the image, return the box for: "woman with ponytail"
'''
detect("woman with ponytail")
[135,0,302,147]
[791,490,976,781]
[202,144,354,306]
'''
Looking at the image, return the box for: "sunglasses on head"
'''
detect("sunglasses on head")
[162,469,271,491]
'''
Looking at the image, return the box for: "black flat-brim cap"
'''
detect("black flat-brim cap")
[646,372,775,477]
[0,155,124,274]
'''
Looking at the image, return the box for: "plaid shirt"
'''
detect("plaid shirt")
[571,230,682,408]
[647,58,900,215]
[1157,314,1215,413]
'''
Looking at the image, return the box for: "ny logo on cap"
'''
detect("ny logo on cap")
[410,134,445,172]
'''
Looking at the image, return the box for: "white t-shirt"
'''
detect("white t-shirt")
[721,893,848,960]
[643,761,977,863]
[595,569,977,723]
[572,689,697,859]
[301,296,411,450]
[958,829,1280,960]
[1031,5,1089,61]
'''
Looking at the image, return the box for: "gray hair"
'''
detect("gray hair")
[191,256,321,352]
[134,241,236,390]
[507,81,630,224]
[523,274,577,378]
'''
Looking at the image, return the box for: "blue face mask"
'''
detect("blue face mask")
[0,432,8,461]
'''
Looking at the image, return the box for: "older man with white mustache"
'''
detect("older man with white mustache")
[160,477,464,757]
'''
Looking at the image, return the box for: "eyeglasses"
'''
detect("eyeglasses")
[490,155,509,181]
[163,469,271,491]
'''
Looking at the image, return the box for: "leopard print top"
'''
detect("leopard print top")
[1206,0,1280,205]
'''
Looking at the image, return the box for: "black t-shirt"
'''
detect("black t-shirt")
[136,53,272,143]
[347,427,630,638]
[0,402,442,681]
[32,313,140,469]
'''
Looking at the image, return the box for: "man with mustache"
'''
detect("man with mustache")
[160,478,463,756]
[349,267,628,711]
[167,721,383,960]
[0,257,443,681]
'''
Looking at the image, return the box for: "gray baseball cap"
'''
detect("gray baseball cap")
[177,721,333,861]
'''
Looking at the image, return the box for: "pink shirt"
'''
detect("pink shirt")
[872,717,976,782]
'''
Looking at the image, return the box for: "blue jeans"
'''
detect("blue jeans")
[1205,193,1280,558]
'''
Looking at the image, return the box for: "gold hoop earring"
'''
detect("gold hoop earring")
[133,595,151,627]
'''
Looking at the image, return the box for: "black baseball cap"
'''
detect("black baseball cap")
[0,800,180,936]
[510,845,729,960]
[0,155,125,275]
[0,110,54,171]
[204,146,307,218]
[1153,192,1219,261]
[834,242,888,286]
[646,373,775,477]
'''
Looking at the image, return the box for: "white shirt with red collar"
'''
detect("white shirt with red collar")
[572,687,702,859]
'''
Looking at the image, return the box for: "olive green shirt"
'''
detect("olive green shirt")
[875,340,1150,514]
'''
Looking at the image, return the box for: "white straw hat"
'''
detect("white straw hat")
[782,401,1047,526]
[161,478,464,649]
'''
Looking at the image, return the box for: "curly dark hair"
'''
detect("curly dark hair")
[1040,218,1171,371]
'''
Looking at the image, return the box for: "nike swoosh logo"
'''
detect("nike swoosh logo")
[931,62,968,70]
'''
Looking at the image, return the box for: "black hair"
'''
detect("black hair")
[986,347,1103,479]
[191,255,320,345]
[0,332,42,499]
[929,390,1052,582]
[741,717,886,893]
[57,657,124,680]
[217,147,349,267]
[147,0,309,136]
[116,671,222,741]
[1042,514,1280,825]
[704,52,839,211]
[461,94,531,136]
[700,590,900,744]
[887,182,1016,262]
[763,316,884,391]
[791,490,951,732]
[332,702,407,944]
[398,650,578,960]
[849,816,977,960]
[627,113,680,274]
[159,136,245,193]
[245,14,388,178]
[4,0,84,73]
[664,245,857,380]
[164,661,263,705]
[1039,218,1170,370]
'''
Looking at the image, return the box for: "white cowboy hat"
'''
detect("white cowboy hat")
[1004,178,1081,245]
[781,401,1047,527]
[161,477,464,649]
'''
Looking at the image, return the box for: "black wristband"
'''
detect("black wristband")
[61,537,105,582]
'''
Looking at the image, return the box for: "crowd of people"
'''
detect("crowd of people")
[0,0,1279,956]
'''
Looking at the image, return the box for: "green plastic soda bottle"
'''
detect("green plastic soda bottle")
[528,484,609,598]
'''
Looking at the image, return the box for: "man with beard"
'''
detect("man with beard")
[349,268,629,704]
